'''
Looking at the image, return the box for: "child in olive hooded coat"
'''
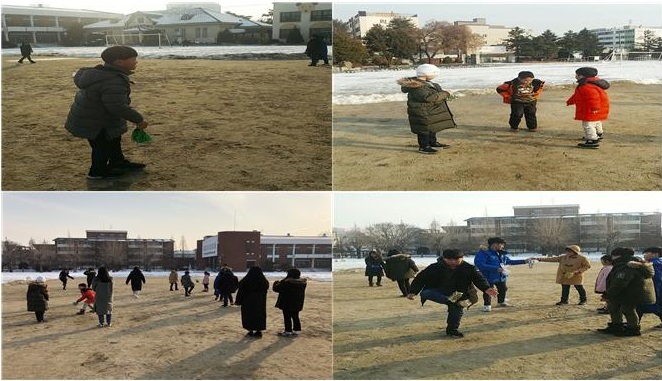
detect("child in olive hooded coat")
[397,64,456,154]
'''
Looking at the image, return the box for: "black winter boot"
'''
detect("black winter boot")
[597,322,626,334]
[614,325,641,337]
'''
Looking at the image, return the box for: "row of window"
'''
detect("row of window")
[280,10,332,23]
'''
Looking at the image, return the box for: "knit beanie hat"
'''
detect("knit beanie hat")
[518,71,534,79]
[416,64,439,78]
[488,237,506,246]
[575,67,598,78]
[565,245,581,255]
[35,276,45,283]
[442,249,464,259]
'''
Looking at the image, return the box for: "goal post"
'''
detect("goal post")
[104,33,171,48]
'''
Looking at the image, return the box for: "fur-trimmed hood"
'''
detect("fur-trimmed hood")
[627,258,654,278]
[397,77,427,89]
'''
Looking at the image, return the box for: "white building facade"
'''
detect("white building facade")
[272,2,331,43]
[590,24,662,52]
[347,11,419,39]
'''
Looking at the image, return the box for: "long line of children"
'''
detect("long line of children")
[26,265,308,338]
[399,64,611,154]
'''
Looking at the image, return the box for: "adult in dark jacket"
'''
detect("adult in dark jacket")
[64,45,149,179]
[474,237,528,312]
[383,249,419,297]
[59,269,74,290]
[125,267,146,298]
[215,265,239,307]
[364,250,385,287]
[83,268,96,288]
[397,64,456,154]
[92,267,114,327]
[273,268,307,336]
[235,266,269,338]
[408,249,496,338]
[305,35,328,66]
[26,276,49,322]
[18,42,35,63]
[598,247,655,336]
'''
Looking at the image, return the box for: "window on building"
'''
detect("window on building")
[310,9,332,21]
[280,11,301,22]
[181,14,194,21]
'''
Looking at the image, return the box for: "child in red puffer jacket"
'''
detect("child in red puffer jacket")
[566,67,610,149]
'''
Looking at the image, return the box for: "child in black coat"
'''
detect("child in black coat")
[273,268,307,337]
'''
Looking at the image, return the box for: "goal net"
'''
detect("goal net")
[104,33,171,48]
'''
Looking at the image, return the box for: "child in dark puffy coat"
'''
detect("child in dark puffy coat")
[397,64,457,154]
[566,67,610,149]
[273,268,307,337]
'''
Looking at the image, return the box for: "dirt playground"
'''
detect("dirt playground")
[333,261,662,379]
[333,83,662,191]
[1,57,331,191]
[2,275,332,379]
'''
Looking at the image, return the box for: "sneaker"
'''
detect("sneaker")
[245,331,254,337]
[482,305,492,312]
[253,331,262,338]
[420,295,427,307]
[526,128,538,132]
[418,146,437,154]
[430,142,450,148]
[578,301,587,305]
[106,323,112,327]
[446,329,464,338]
[110,159,146,171]
[98,323,104,328]
[578,140,600,149]
[278,331,293,337]
[498,302,513,307]
[76,310,85,315]
[555,301,569,306]
[292,331,300,336]
[87,168,126,179]
[509,128,519,132]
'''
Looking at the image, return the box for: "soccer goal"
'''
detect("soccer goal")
[105,33,171,48]
[604,50,662,61]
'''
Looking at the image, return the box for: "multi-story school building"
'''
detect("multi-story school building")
[346,10,419,39]
[271,2,332,43]
[590,24,662,53]
[52,230,175,270]
[200,231,332,271]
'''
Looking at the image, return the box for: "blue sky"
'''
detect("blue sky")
[2,192,332,247]
[334,1,662,35]
[334,192,662,229]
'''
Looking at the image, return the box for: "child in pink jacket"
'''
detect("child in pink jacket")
[594,255,613,314]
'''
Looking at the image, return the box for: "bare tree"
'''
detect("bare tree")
[420,21,483,62]
[527,217,573,256]
[344,227,370,258]
[426,219,445,255]
[366,222,422,253]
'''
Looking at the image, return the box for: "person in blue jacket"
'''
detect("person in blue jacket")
[474,237,529,312]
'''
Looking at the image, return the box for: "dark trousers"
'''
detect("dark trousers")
[397,279,411,296]
[170,282,178,291]
[368,275,382,286]
[417,132,438,148]
[310,53,329,66]
[221,292,234,306]
[483,281,508,305]
[203,283,209,292]
[283,310,301,332]
[87,133,124,175]
[420,288,465,330]
[184,285,194,296]
[35,311,45,322]
[97,313,111,325]
[636,306,662,323]
[18,54,35,63]
[609,300,639,328]
[509,101,537,130]
[560,284,587,303]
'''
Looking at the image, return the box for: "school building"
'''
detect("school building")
[1,4,123,44]
[346,10,419,39]
[52,230,175,270]
[271,2,332,43]
[199,231,332,271]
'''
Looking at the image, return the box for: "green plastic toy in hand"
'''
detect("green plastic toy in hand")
[131,127,153,143]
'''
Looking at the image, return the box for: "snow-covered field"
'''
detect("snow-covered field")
[1,269,331,283]
[1,45,332,60]
[333,60,662,104]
